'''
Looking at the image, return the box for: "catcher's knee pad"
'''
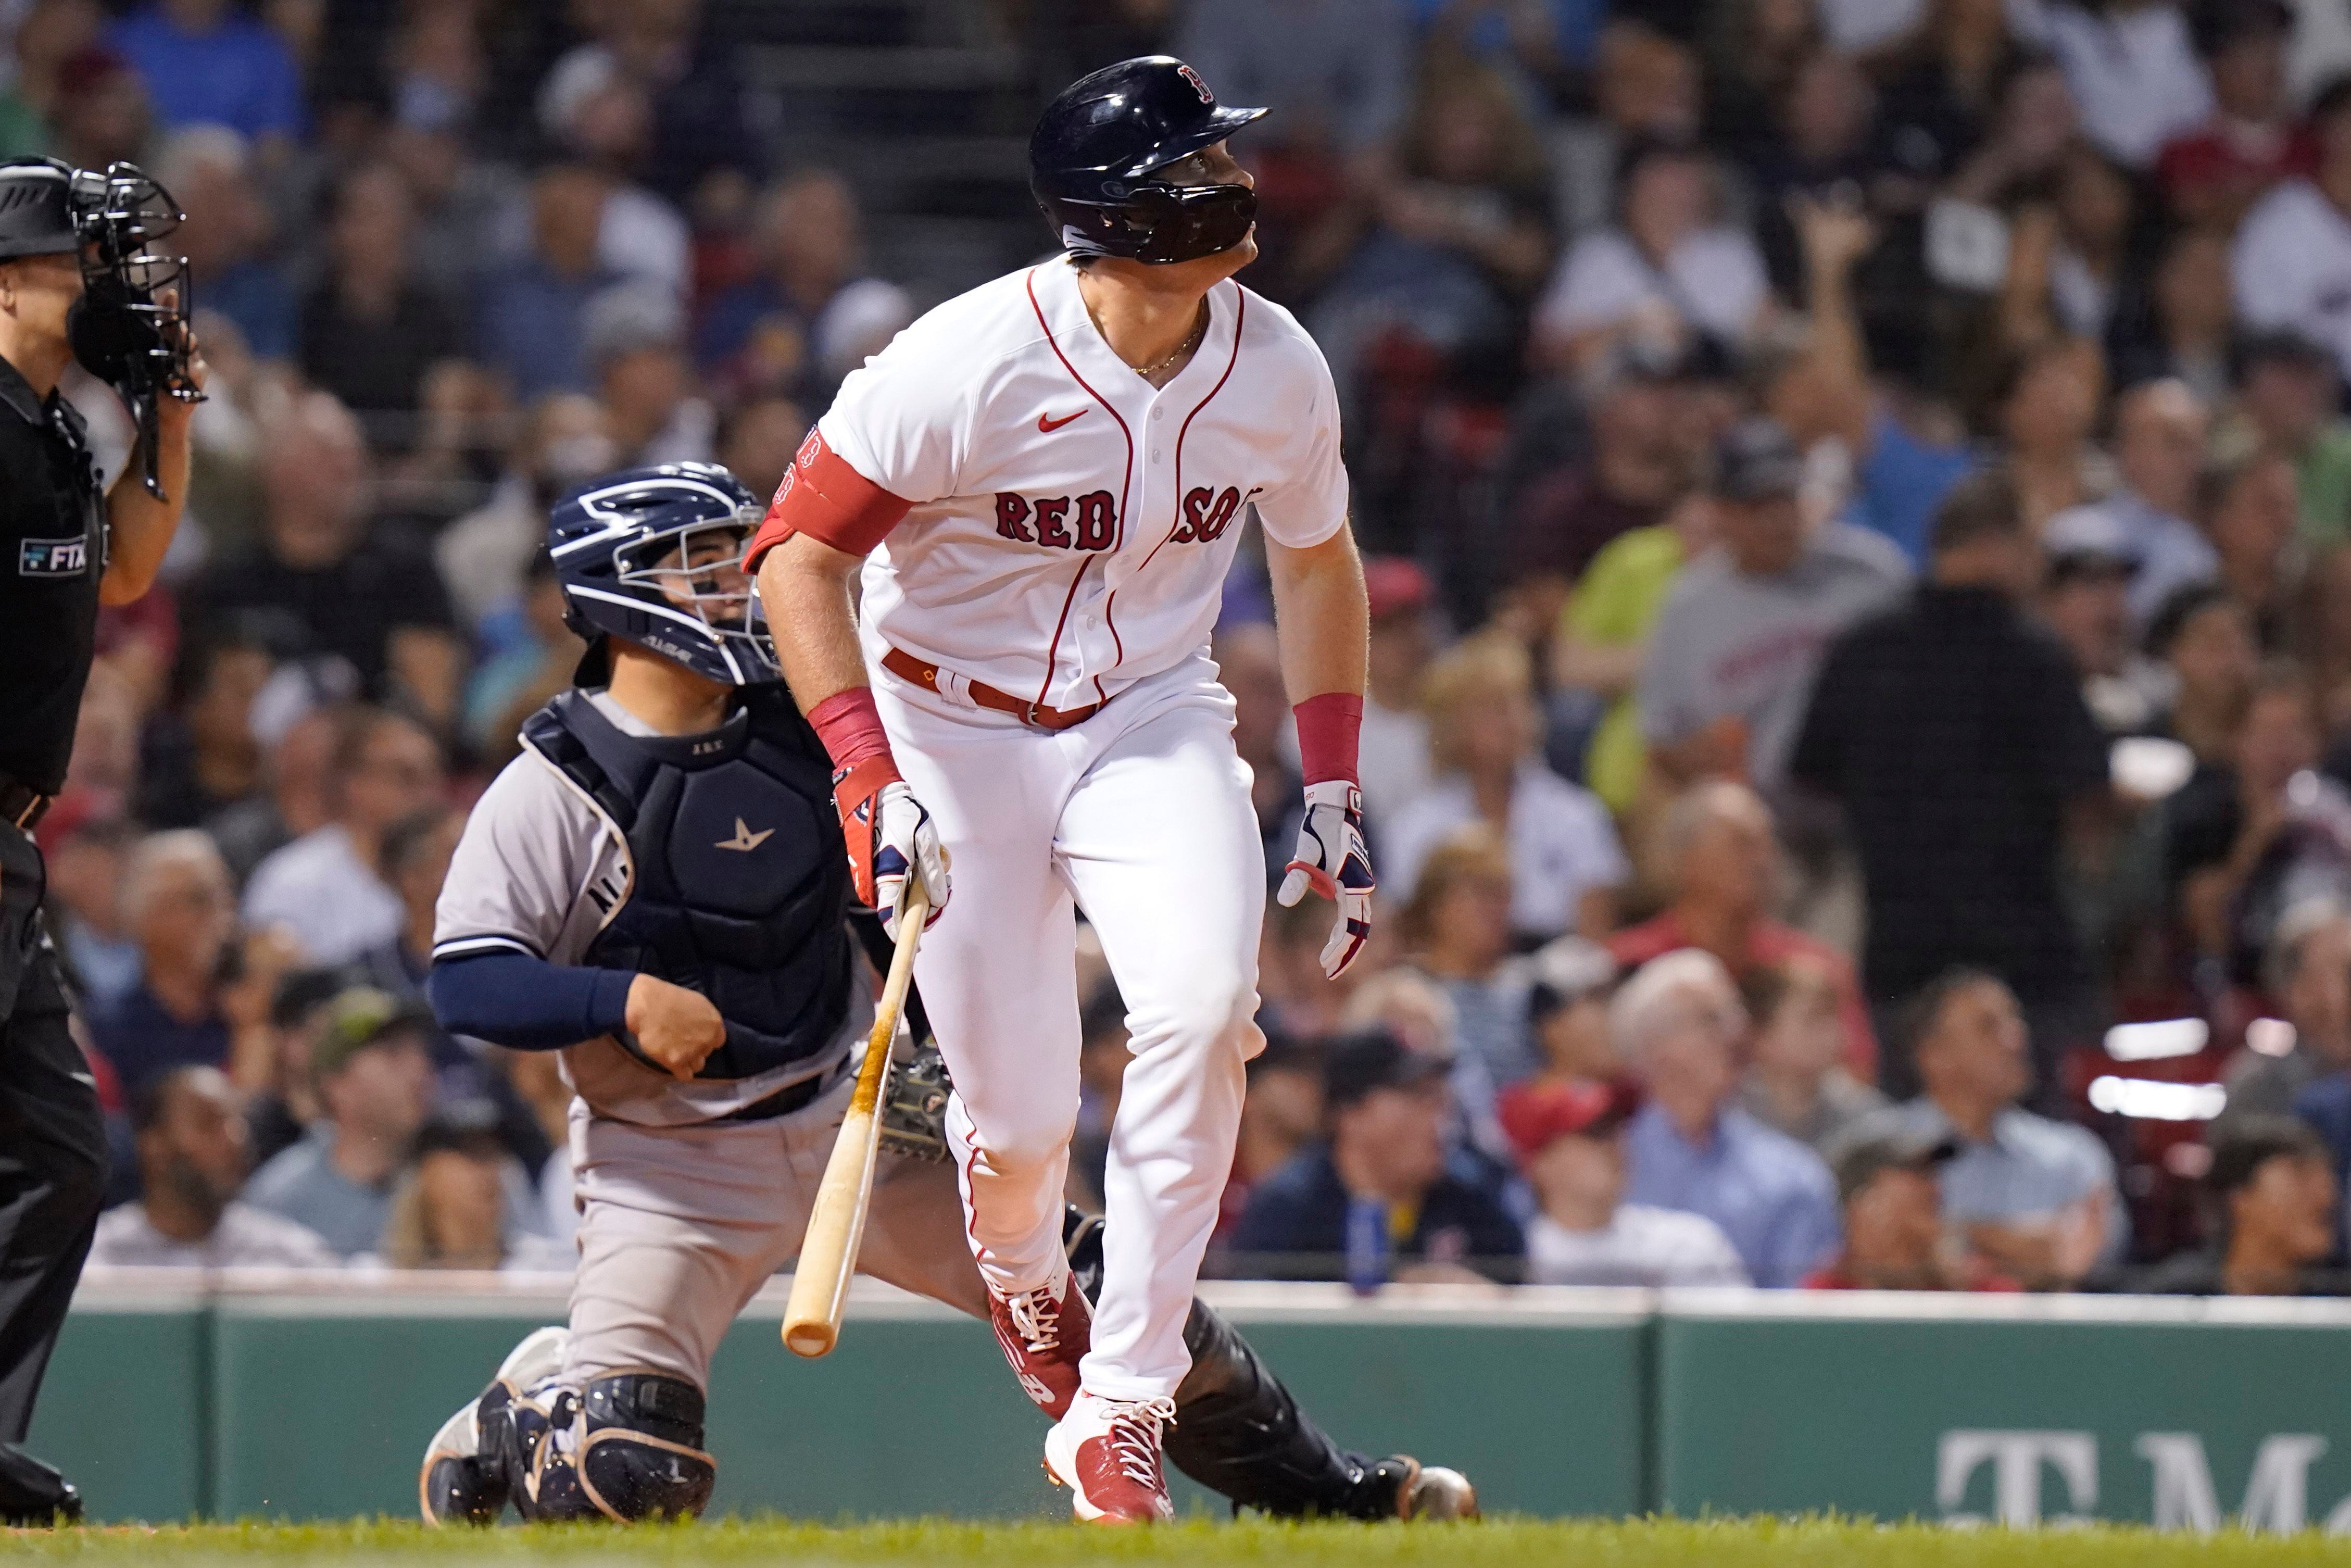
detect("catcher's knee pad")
[575,1374,716,1522]
[492,1372,715,1523]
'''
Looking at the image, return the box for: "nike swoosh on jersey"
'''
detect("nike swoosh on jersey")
[1037,410,1088,433]
[716,818,776,852]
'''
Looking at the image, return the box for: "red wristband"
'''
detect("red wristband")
[1293,692,1363,787]
[807,687,897,776]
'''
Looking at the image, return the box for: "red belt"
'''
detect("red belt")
[881,646,1104,731]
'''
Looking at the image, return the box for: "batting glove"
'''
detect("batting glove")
[834,757,950,939]
[1277,780,1375,979]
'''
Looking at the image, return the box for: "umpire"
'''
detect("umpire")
[0,157,203,1524]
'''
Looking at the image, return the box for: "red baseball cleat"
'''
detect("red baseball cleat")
[1042,1392,1177,1524]
[986,1268,1091,1419]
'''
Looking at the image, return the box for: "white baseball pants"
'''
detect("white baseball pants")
[874,653,1266,1403]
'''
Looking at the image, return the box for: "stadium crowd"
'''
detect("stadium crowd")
[33,0,2351,1298]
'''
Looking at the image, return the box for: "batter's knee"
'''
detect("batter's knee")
[953,1085,1077,1175]
[1128,972,1258,1062]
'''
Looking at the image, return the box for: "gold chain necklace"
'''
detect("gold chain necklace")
[1135,307,1208,379]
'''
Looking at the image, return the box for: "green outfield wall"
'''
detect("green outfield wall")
[29,1277,2351,1531]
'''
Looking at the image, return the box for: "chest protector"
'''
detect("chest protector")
[520,685,853,1083]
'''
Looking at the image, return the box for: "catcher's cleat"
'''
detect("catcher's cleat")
[1044,1391,1177,1524]
[419,1325,571,1525]
[986,1265,1092,1420]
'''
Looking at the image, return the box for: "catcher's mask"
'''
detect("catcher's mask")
[69,161,203,498]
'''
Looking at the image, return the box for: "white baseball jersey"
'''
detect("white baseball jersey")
[822,256,1349,711]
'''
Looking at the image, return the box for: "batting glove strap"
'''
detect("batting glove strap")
[832,759,950,937]
[1278,780,1375,979]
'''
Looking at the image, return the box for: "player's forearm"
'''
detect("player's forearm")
[427,950,635,1051]
[1265,528,1368,706]
[98,424,193,605]
[758,533,875,713]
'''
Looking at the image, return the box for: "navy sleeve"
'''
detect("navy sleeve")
[426,950,636,1052]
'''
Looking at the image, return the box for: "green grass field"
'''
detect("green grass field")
[5,1519,2351,1566]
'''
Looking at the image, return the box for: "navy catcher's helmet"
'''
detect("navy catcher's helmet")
[547,463,779,687]
[1030,56,1267,265]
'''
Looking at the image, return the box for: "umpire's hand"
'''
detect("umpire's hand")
[625,975,727,1080]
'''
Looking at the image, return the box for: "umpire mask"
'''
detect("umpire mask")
[67,162,203,498]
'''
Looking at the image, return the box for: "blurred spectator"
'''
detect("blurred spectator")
[1176,0,1410,158]
[84,832,255,1098]
[2015,0,2212,169]
[715,394,811,510]
[2221,897,2351,1123]
[1523,935,1619,1089]
[1608,781,1880,1079]
[2147,582,2257,766]
[2234,331,2351,554]
[1994,338,2109,535]
[1641,418,1907,797]
[356,807,462,1007]
[479,165,622,402]
[1505,362,1689,602]
[244,987,436,1258]
[2038,507,2163,736]
[1499,1076,1748,1287]
[1802,1130,2020,1290]
[1222,1034,1325,1236]
[43,810,140,1007]
[298,162,467,424]
[2133,1115,2343,1294]
[2204,449,2300,647]
[2105,228,2237,410]
[1613,949,1842,1287]
[150,126,292,362]
[2046,379,2216,630]
[1795,469,2111,1087]
[2167,663,2351,986]
[546,0,759,198]
[2008,143,2139,348]
[1534,139,1771,378]
[504,1047,575,1244]
[188,393,464,724]
[1871,0,2030,192]
[2153,0,2308,230]
[50,44,154,174]
[1229,1030,1523,1283]
[5,2,104,152]
[243,708,443,968]
[533,58,690,302]
[587,283,713,468]
[87,1066,335,1269]
[240,966,344,1166]
[695,171,878,386]
[2233,79,2351,385]
[1215,623,1304,884]
[1385,633,1628,942]
[461,555,581,763]
[1398,826,1533,1130]
[379,1106,570,1272]
[205,705,337,886]
[435,394,614,634]
[1357,558,1438,821]
[1737,958,1891,1152]
[1554,485,1714,816]
[1556,21,1705,237]
[1850,968,2122,1288]
[135,633,270,830]
[107,0,304,149]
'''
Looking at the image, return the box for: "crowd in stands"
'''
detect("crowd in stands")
[37,0,2351,1298]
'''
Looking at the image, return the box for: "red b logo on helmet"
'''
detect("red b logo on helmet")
[1177,64,1213,104]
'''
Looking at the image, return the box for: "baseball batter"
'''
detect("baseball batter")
[750,57,1375,1521]
[415,464,1470,1526]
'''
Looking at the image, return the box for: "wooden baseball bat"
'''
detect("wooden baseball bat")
[782,882,930,1358]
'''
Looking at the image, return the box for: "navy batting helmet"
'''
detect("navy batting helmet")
[547,463,779,687]
[1030,56,1267,265]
